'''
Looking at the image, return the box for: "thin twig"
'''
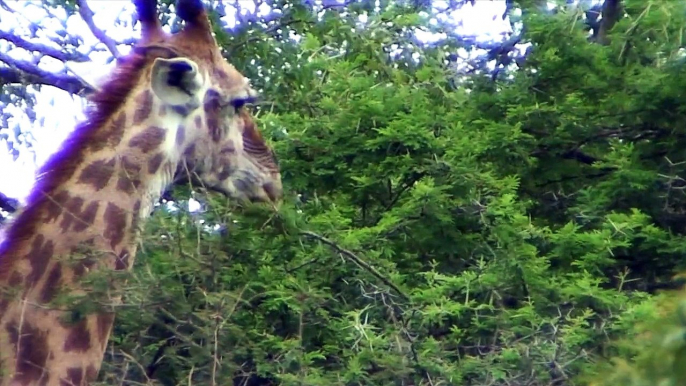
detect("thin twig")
[299,230,410,301]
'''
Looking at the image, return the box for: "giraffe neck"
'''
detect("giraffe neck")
[0,87,187,385]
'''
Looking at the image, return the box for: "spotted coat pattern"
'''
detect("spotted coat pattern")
[0,0,282,385]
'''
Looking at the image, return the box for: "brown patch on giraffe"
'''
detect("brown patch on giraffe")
[96,313,114,343]
[106,112,127,148]
[207,116,222,142]
[7,320,50,384]
[77,158,116,191]
[73,201,100,232]
[202,89,221,110]
[194,114,202,128]
[86,365,98,381]
[64,319,91,352]
[133,90,153,125]
[44,190,71,223]
[203,89,223,142]
[40,263,62,303]
[128,125,166,153]
[183,143,196,158]
[103,203,127,249]
[117,156,143,194]
[89,122,114,153]
[63,367,83,386]
[176,125,186,146]
[57,196,99,232]
[59,195,84,232]
[148,152,165,174]
[0,50,154,277]
[115,249,129,271]
[25,235,55,286]
[121,156,142,175]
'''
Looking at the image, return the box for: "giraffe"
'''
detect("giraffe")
[0,0,282,384]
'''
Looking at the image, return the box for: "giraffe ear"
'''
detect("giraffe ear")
[150,57,202,105]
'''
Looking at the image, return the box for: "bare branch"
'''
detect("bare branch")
[0,0,13,12]
[76,0,120,58]
[0,55,94,96]
[299,230,410,301]
[0,30,90,63]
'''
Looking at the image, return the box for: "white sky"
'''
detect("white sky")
[0,0,517,204]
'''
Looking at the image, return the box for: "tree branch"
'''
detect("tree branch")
[0,55,94,96]
[0,30,90,63]
[76,0,121,58]
[299,230,410,301]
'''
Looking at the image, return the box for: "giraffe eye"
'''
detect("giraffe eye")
[230,96,258,111]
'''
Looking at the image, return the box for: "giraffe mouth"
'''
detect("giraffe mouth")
[208,181,278,205]
[171,171,248,202]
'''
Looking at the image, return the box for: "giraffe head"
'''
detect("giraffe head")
[126,0,282,204]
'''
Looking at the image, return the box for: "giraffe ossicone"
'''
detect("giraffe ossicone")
[0,0,282,384]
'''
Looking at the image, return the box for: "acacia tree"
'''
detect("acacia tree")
[2,0,685,385]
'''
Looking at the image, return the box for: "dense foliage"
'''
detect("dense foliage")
[5,0,686,385]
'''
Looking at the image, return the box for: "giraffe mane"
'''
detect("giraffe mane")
[0,51,153,276]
